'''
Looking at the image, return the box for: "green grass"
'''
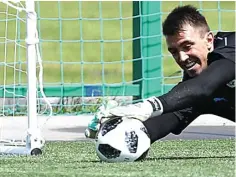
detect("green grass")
[0,139,235,177]
[0,1,235,85]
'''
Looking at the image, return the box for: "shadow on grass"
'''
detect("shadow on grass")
[78,156,235,164]
[145,155,235,161]
[80,160,102,163]
[79,156,235,163]
[184,131,235,137]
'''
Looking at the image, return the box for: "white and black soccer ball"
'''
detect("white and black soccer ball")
[95,116,150,163]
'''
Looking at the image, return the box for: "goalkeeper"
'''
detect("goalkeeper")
[85,5,235,142]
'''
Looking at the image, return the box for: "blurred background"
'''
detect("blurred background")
[0,1,235,115]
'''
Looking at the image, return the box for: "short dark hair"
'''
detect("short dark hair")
[162,5,210,36]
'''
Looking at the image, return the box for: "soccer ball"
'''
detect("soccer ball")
[95,116,150,163]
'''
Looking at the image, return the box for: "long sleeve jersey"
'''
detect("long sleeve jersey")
[158,32,235,114]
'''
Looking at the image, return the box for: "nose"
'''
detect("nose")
[179,51,188,62]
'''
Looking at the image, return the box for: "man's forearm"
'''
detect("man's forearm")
[158,59,235,113]
[106,59,234,121]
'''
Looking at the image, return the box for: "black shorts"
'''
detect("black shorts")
[171,101,235,135]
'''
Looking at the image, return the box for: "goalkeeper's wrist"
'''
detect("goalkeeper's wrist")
[144,96,163,115]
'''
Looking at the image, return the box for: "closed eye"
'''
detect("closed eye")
[182,44,192,52]
[168,48,177,56]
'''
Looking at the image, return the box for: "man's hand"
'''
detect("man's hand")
[85,100,119,139]
[108,96,163,121]
[85,97,163,138]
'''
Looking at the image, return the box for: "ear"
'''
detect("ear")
[205,32,214,51]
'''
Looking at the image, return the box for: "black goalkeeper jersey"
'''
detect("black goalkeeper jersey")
[159,31,235,113]
[143,32,235,138]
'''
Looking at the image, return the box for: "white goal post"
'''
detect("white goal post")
[0,0,52,155]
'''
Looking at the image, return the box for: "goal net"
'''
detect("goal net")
[0,0,52,155]
[0,1,235,154]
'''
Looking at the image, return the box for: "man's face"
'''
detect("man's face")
[166,24,214,77]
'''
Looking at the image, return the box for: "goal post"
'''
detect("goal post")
[0,1,235,115]
[0,0,51,155]
[0,1,235,151]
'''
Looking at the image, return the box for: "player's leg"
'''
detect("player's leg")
[168,101,235,136]
[143,112,180,143]
[209,101,235,122]
[170,107,202,135]
[144,106,204,143]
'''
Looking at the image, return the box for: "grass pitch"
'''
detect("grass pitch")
[0,139,234,177]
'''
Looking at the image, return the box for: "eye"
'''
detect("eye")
[169,49,178,56]
[183,44,192,51]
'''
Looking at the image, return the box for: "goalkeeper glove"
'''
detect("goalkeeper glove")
[85,100,119,139]
[108,96,163,121]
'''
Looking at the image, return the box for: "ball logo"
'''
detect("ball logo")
[125,131,138,153]
[101,117,123,136]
